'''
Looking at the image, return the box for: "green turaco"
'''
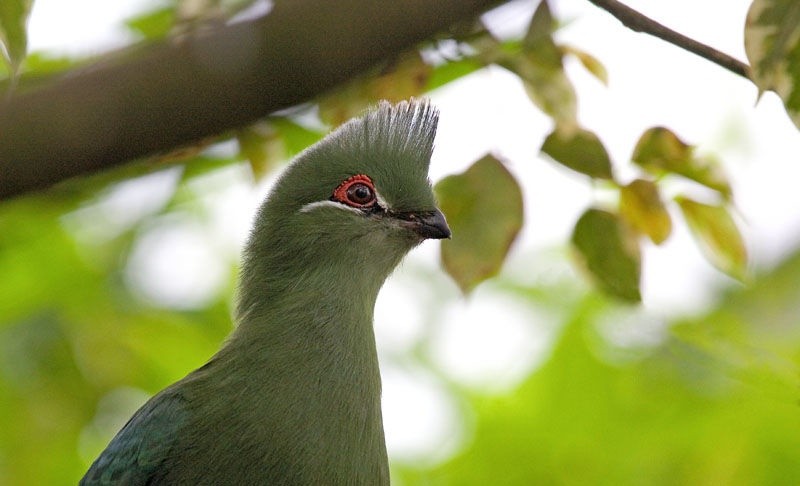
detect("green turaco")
[80,99,450,485]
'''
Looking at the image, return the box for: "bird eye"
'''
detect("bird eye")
[346,183,374,205]
[332,174,377,209]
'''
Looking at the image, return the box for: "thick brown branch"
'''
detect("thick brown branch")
[0,0,504,200]
[586,0,751,80]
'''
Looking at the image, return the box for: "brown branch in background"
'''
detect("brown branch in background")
[0,0,505,201]
[586,0,751,80]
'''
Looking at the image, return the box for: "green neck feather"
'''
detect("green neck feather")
[213,200,413,483]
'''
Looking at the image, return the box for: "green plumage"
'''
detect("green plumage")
[81,100,448,485]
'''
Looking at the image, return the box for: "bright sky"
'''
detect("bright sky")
[28,0,800,465]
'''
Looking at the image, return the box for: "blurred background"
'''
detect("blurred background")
[3,0,800,484]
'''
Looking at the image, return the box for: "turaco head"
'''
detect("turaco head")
[238,99,450,317]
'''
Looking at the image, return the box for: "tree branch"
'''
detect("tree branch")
[586,0,751,80]
[0,0,504,200]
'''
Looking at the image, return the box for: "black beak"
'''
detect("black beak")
[396,209,451,240]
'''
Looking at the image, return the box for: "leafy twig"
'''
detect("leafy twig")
[586,0,751,80]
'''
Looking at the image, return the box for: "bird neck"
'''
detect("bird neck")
[232,263,385,374]
[213,250,392,483]
[232,248,389,361]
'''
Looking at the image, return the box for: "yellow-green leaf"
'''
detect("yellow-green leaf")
[270,117,324,157]
[632,127,732,198]
[319,51,432,126]
[426,57,483,91]
[0,0,32,74]
[571,208,641,302]
[125,6,176,40]
[509,0,577,127]
[676,196,748,281]
[619,179,672,244]
[236,122,284,180]
[236,117,324,179]
[541,126,614,180]
[562,44,609,86]
[523,0,559,56]
[745,0,800,129]
[435,154,524,294]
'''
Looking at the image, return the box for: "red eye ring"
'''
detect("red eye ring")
[332,174,377,208]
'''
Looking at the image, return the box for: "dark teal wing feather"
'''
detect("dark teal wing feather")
[80,391,189,485]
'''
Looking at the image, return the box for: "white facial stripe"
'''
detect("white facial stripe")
[299,189,391,215]
[375,192,389,211]
[299,200,361,214]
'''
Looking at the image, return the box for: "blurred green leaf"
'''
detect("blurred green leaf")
[364,50,431,101]
[563,44,608,85]
[237,122,284,180]
[745,0,800,129]
[22,52,78,75]
[270,116,325,156]
[398,285,800,485]
[179,155,240,181]
[500,0,577,127]
[0,0,32,74]
[619,178,672,244]
[319,51,432,126]
[126,6,176,40]
[571,208,641,302]
[426,57,483,91]
[541,126,614,180]
[1,313,98,484]
[517,67,577,127]
[675,246,800,379]
[522,0,559,63]
[676,196,748,281]
[632,126,732,198]
[435,154,523,294]
[0,198,94,322]
[235,116,323,180]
